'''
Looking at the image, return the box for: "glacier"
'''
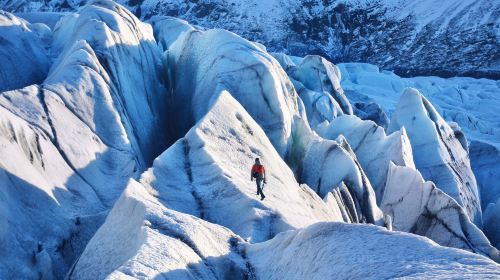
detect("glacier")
[387,88,482,226]
[139,92,340,242]
[71,175,500,279]
[0,0,499,278]
[338,62,500,248]
[381,163,499,262]
[0,11,50,91]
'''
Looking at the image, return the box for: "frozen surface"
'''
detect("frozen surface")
[388,88,482,226]
[1,1,499,277]
[15,11,66,28]
[381,163,499,261]
[291,55,353,117]
[470,141,500,209]
[140,92,339,243]
[339,62,500,147]
[69,179,250,280]
[50,1,170,166]
[158,20,300,157]
[0,1,171,278]
[248,222,500,280]
[484,198,500,249]
[273,53,352,129]
[0,11,50,91]
[73,175,500,279]
[294,120,385,226]
[316,114,414,201]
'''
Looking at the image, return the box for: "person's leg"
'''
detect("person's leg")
[256,178,262,195]
[257,178,265,200]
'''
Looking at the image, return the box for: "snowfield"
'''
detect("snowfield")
[0,0,499,279]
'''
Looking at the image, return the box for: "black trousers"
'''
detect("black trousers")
[256,178,265,198]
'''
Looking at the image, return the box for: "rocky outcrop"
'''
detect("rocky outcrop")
[5,0,498,78]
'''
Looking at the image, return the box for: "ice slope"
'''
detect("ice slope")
[0,1,171,278]
[293,120,385,226]
[381,163,499,261]
[271,53,354,130]
[388,88,482,226]
[339,63,500,146]
[316,115,414,201]
[1,1,499,277]
[275,53,414,205]
[289,55,353,117]
[156,17,300,157]
[139,92,342,243]
[50,0,170,166]
[484,198,500,249]
[475,142,500,248]
[0,11,50,91]
[72,171,500,279]
[248,222,500,280]
[0,87,106,278]
[339,62,500,226]
[470,141,500,209]
[152,18,388,230]
[69,179,251,280]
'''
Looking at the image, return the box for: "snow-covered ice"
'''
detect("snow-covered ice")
[0,11,50,91]
[248,222,500,280]
[381,163,499,261]
[69,179,250,280]
[72,169,500,279]
[158,21,301,157]
[0,1,171,277]
[0,0,499,278]
[388,88,482,226]
[316,114,414,201]
[139,91,339,243]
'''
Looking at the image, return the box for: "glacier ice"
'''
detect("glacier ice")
[381,163,499,262]
[69,179,251,280]
[352,101,389,129]
[72,169,500,279]
[295,124,385,226]
[470,141,500,249]
[292,55,352,116]
[51,1,171,166]
[470,141,500,210]
[0,1,172,277]
[139,91,339,242]
[273,53,353,128]
[0,0,499,277]
[158,21,301,157]
[484,198,500,250]
[0,11,50,92]
[248,222,500,280]
[316,114,414,201]
[388,88,482,226]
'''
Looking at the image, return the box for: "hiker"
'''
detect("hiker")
[251,158,266,200]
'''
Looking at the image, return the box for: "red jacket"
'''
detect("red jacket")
[251,164,266,179]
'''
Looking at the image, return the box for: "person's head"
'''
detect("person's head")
[255,158,260,164]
